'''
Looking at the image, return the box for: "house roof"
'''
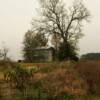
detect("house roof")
[33,47,54,51]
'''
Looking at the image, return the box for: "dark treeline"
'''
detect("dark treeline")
[81,53,100,60]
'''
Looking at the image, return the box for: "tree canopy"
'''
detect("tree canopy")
[23,30,48,62]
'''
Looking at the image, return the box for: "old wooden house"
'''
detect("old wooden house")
[32,47,55,62]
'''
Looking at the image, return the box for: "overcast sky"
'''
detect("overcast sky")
[0,0,100,60]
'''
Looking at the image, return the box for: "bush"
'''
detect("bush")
[4,65,36,97]
[58,42,78,61]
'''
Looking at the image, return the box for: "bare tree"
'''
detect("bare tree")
[32,0,90,43]
[31,0,90,60]
[0,49,3,58]
[0,46,9,61]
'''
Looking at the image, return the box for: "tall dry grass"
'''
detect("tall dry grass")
[26,61,88,98]
[0,61,88,99]
[75,60,100,94]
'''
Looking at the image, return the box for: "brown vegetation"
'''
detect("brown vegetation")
[28,62,88,98]
[75,60,100,94]
[1,60,100,99]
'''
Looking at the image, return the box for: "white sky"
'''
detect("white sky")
[0,0,100,60]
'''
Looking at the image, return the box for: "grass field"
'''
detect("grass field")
[0,61,100,100]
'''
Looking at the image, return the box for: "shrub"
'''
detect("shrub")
[4,65,36,97]
[58,42,78,61]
